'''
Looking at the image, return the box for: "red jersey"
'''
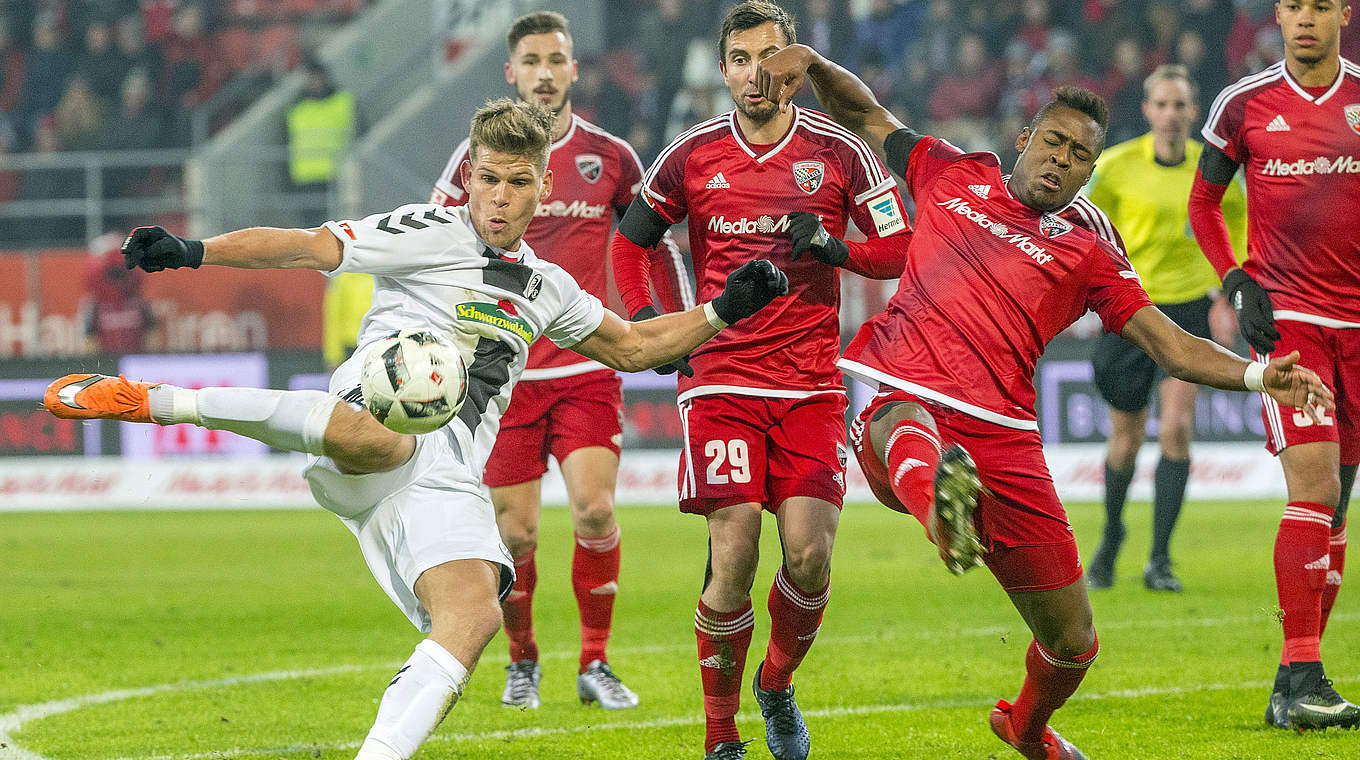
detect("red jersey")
[433,114,693,379]
[1202,59,1360,326]
[640,106,908,400]
[839,136,1152,430]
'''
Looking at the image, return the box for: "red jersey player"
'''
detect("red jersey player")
[610,4,907,759]
[1189,0,1360,731]
[431,12,692,711]
[756,43,1335,760]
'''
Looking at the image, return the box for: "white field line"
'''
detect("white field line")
[2,612,1356,760]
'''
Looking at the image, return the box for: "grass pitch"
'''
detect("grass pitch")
[2,499,1356,759]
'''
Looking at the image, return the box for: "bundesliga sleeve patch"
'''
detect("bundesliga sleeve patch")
[867,191,907,236]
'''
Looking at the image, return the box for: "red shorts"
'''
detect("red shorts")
[1254,321,1360,465]
[482,370,623,488]
[677,393,848,515]
[850,390,1081,593]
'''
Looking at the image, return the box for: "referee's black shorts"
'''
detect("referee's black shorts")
[1092,296,1214,413]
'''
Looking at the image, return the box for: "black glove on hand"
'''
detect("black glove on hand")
[631,305,694,377]
[788,211,849,266]
[1223,268,1280,354]
[711,259,789,325]
[122,226,205,272]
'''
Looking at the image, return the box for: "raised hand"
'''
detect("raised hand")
[755,44,817,112]
[122,226,205,272]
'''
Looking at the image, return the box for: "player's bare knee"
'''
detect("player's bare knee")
[325,404,413,473]
[571,496,616,536]
[1048,621,1097,659]
[500,525,538,558]
[783,542,832,590]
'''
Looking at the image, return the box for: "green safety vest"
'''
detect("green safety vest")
[287,91,356,184]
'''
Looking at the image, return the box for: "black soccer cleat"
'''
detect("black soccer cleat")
[1265,690,1291,729]
[1142,558,1183,592]
[752,661,811,760]
[931,445,986,575]
[703,740,753,759]
[1286,678,1360,731]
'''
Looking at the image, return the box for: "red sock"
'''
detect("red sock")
[573,527,621,671]
[761,566,830,692]
[1321,520,1347,637]
[1010,636,1099,743]
[503,550,538,663]
[695,598,754,752]
[1275,501,1335,663]
[883,418,942,530]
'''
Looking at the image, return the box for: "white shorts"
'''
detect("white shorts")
[301,353,515,632]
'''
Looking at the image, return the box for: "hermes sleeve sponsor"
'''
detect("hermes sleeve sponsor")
[867,191,907,235]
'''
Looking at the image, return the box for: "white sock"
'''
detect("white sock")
[355,639,471,760]
[147,386,336,456]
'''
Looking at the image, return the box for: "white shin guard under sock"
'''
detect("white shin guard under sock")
[355,639,471,760]
[147,386,336,456]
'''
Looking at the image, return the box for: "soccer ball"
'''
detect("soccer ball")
[359,330,469,434]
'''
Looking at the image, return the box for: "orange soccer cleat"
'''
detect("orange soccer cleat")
[989,699,1088,760]
[44,374,162,423]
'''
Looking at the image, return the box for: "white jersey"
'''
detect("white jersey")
[321,202,606,482]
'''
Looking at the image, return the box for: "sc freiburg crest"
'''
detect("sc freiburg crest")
[793,160,825,194]
[1345,104,1360,136]
[1038,214,1073,239]
[576,153,603,183]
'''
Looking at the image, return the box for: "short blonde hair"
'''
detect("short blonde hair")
[1142,64,1198,102]
[468,98,553,173]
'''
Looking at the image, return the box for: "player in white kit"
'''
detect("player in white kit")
[43,99,789,760]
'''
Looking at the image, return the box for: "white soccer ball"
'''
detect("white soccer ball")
[359,330,469,434]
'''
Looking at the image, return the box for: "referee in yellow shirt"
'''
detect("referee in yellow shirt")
[1084,65,1247,592]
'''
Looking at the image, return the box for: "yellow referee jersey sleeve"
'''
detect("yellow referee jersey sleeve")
[323,272,374,368]
[1084,134,1246,304]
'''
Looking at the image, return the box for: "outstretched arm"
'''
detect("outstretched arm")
[755,44,905,157]
[573,259,788,373]
[123,225,342,272]
[1120,305,1332,421]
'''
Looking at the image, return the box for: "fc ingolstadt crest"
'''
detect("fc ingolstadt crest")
[792,160,825,194]
[1345,104,1360,136]
[575,153,603,183]
[1039,214,1073,239]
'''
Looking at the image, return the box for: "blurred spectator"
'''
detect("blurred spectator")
[1104,37,1147,145]
[98,67,163,152]
[0,18,26,115]
[161,3,225,144]
[82,232,157,354]
[77,20,126,104]
[113,12,162,83]
[52,75,104,150]
[1226,0,1277,79]
[1241,25,1285,77]
[1180,0,1232,108]
[800,0,851,62]
[140,0,175,45]
[286,57,356,222]
[635,0,705,161]
[1143,1,1180,69]
[15,19,71,148]
[849,0,922,74]
[928,31,1001,123]
[665,38,726,143]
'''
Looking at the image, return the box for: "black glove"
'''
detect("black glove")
[711,259,789,325]
[122,226,205,272]
[631,305,694,377]
[788,211,848,266]
[1223,268,1280,354]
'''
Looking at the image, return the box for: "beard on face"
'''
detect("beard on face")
[734,92,779,124]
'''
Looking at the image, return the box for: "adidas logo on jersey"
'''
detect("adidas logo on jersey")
[968,184,991,199]
[1261,154,1360,176]
[705,172,731,189]
[1266,115,1291,132]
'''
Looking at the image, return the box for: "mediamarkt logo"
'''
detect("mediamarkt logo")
[937,197,1054,265]
[535,200,608,219]
[1261,155,1360,176]
[707,214,792,235]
